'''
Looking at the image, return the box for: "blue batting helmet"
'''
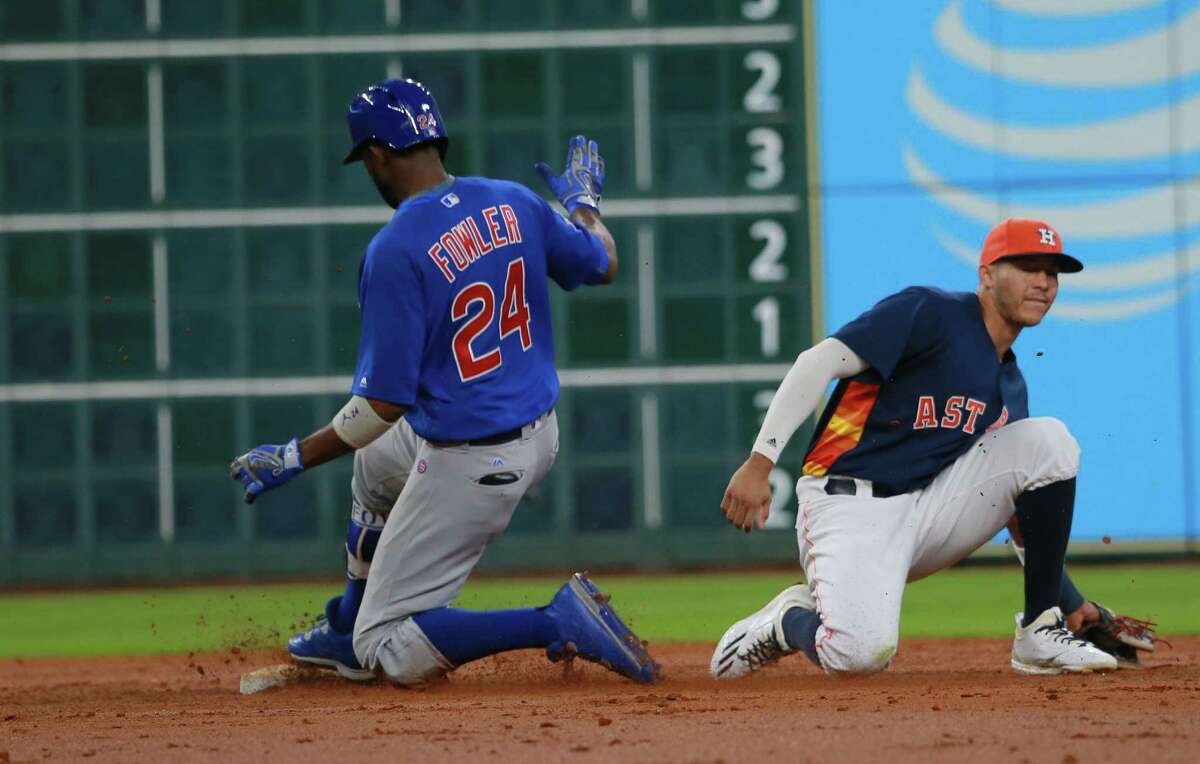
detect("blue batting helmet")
[342,78,447,164]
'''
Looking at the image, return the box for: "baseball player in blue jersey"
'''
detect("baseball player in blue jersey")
[229,78,659,685]
[711,219,1150,678]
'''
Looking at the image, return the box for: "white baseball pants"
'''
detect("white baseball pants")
[795,417,1080,674]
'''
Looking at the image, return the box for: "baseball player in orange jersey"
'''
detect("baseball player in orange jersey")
[712,218,1155,678]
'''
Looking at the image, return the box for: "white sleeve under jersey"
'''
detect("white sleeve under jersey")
[751,337,869,464]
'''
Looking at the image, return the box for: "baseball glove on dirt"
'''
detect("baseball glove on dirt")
[1077,601,1165,668]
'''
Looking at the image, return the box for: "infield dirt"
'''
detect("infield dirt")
[2,637,1198,763]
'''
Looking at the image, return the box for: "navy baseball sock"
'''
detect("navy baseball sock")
[1015,477,1076,628]
[780,606,822,666]
[412,607,558,666]
[331,577,367,633]
[1058,569,1085,617]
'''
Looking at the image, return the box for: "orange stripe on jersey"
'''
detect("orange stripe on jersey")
[802,381,881,477]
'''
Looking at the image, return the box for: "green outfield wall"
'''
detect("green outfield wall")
[0,0,823,584]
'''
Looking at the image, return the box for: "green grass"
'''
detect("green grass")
[0,563,1195,659]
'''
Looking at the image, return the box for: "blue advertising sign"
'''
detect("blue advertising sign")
[815,0,1198,541]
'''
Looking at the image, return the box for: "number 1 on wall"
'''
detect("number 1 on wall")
[752,296,780,358]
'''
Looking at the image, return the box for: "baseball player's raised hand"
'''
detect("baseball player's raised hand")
[721,453,774,533]
[535,134,605,214]
[229,437,305,504]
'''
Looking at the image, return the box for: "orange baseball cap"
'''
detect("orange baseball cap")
[980,218,1083,273]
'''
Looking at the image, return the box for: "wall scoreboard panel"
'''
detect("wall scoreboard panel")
[0,0,818,581]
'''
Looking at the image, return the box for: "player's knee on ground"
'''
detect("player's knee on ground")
[355,617,453,686]
[817,634,897,676]
[1013,417,1080,486]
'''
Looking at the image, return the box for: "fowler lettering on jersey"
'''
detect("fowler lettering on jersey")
[426,205,524,283]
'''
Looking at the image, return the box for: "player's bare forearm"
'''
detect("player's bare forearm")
[302,398,407,470]
[571,207,618,283]
[299,425,355,470]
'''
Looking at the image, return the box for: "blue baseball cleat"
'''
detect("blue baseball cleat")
[287,596,374,682]
[545,573,661,684]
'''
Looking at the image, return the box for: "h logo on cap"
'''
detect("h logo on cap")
[1038,227,1056,246]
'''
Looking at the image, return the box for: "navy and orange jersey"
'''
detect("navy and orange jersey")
[802,287,1029,494]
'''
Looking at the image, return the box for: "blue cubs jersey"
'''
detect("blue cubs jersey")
[351,176,609,441]
[802,287,1030,494]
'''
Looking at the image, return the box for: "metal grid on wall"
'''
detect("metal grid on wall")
[0,0,818,583]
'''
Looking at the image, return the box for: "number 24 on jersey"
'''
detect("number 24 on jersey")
[451,257,533,382]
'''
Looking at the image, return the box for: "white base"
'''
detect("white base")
[239,663,307,694]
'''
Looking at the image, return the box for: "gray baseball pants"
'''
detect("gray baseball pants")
[347,410,558,684]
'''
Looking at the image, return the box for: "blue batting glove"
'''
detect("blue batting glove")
[535,134,605,214]
[229,437,304,504]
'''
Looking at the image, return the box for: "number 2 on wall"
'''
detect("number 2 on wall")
[451,258,532,382]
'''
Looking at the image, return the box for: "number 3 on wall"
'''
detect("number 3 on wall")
[451,258,533,382]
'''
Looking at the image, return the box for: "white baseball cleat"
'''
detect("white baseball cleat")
[710,584,817,679]
[1011,607,1119,675]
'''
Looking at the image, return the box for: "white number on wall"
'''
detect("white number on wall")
[763,468,796,529]
[741,0,779,21]
[748,219,787,282]
[746,127,784,190]
[743,50,782,113]
[751,296,780,357]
